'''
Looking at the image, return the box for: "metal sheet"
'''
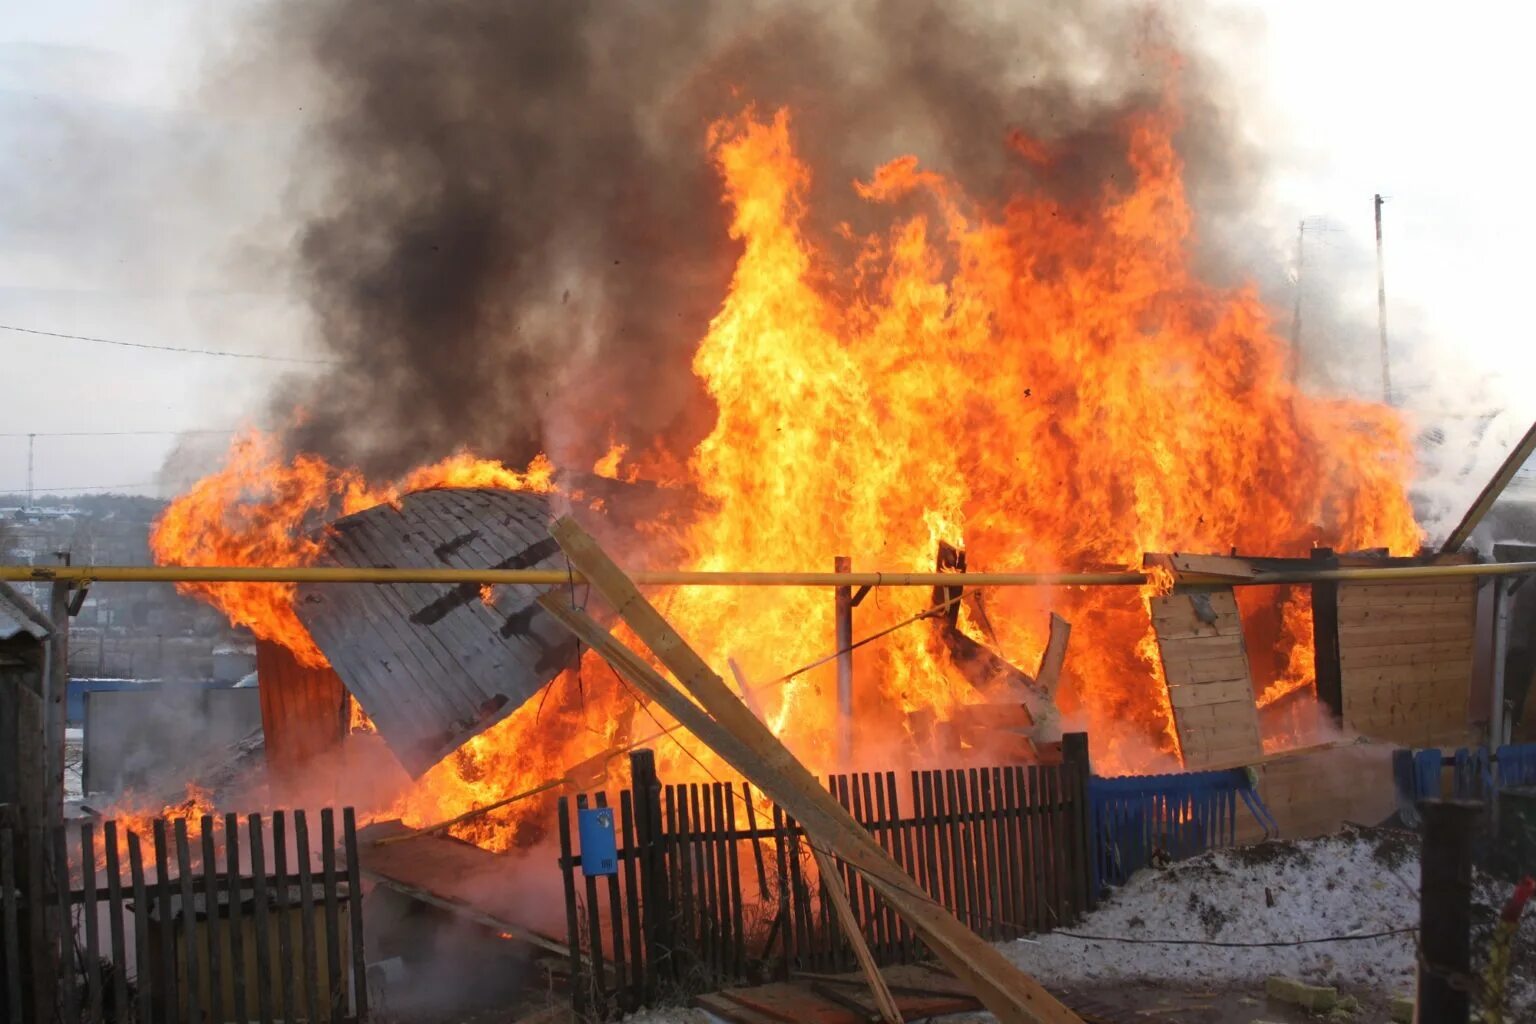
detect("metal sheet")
[294,488,577,776]
[0,582,49,641]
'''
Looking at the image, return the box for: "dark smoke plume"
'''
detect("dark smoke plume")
[240,0,1256,476]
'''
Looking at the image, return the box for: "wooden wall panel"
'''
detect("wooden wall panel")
[1233,743,1398,843]
[1338,581,1474,748]
[1152,589,1263,769]
[255,639,346,780]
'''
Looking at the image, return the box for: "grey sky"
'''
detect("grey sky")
[0,1,1531,516]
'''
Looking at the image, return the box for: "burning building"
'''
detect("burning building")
[144,94,1429,855]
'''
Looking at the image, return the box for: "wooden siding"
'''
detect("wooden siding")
[1338,580,1475,747]
[1233,743,1399,843]
[255,640,345,781]
[1152,589,1264,769]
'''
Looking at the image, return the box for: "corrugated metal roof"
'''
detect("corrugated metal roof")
[294,488,576,776]
[0,580,51,641]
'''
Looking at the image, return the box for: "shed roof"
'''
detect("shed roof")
[0,581,51,641]
[294,488,576,776]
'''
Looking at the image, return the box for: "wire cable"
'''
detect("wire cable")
[0,429,238,438]
[0,323,338,366]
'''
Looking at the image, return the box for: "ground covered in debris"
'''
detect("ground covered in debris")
[1000,826,1534,1021]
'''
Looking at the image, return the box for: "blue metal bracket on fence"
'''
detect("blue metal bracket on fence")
[1087,766,1274,897]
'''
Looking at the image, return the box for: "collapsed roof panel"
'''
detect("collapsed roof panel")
[294,488,577,776]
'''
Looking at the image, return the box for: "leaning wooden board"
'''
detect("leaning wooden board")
[542,517,1085,1024]
[1337,580,1474,748]
[1150,589,1263,770]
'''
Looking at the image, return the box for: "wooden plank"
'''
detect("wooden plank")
[576,794,609,1017]
[809,847,903,1024]
[783,811,810,974]
[941,771,966,928]
[199,817,224,1024]
[1337,604,1473,628]
[0,826,20,1024]
[1034,614,1071,698]
[619,790,644,1006]
[978,769,1003,941]
[1343,661,1472,688]
[1336,622,1472,648]
[1162,654,1249,687]
[102,822,129,1023]
[537,527,1084,1024]
[772,804,794,977]
[1340,640,1473,669]
[247,815,275,1024]
[270,812,297,1024]
[53,825,78,1024]
[341,809,368,1024]
[555,799,586,1020]
[174,819,202,1024]
[224,813,248,1024]
[1337,583,1475,607]
[127,831,153,1024]
[723,785,746,980]
[80,823,103,1023]
[293,811,322,1024]
[696,989,789,1024]
[1158,633,1244,661]
[597,792,629,1006]
[691,785,714,982]
[1166,678,1253,709]
[1001,776,1026,939]
[320,809,344,1023]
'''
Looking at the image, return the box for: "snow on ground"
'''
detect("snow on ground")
[1000,826,1533,1014]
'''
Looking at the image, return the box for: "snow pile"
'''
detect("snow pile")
[1003,826,1533,1013]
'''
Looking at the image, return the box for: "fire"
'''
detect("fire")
[149,433,554,666]
[149,89,1420,844]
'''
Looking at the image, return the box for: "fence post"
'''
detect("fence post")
[1417,799,1478,1024]
[629,749,667,1003]
[1061,733,1094,915]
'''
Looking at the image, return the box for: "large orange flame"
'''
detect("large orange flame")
[147,93,1419,845]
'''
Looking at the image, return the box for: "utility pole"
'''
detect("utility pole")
[26,432,35,510]
[1375,194,1392,404]
[1290,220,1306,383]
[834,556,853,769]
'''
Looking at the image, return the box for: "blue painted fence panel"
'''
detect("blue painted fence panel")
[1088,767,1275,895]
[1392,743,1536,822]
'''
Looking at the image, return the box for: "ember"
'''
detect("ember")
[148,89,1419,849]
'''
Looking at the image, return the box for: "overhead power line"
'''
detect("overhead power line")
[0,323,338,366]
[0,480,197,495]
[0,430,238,438]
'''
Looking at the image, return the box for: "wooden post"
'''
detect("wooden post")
[1309,548,1343,723]
[1061,733,1093,915]
[1417,799,1478,1024]
[0,598,51,1019]
[629,748,667,1001]
[835,557,853,770]
[44,581,69,835]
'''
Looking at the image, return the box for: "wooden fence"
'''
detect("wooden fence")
[0,807,367,1024]
[556,742,1093,1018]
